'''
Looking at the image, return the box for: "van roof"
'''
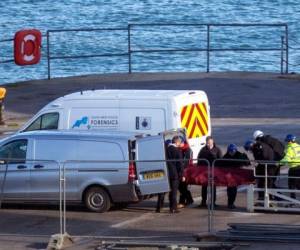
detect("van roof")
[8,130,143,141]
[52,89,206,103]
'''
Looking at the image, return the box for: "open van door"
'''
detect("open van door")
[135,135,170,195]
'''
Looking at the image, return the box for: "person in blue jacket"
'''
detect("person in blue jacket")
[220,144,250,209]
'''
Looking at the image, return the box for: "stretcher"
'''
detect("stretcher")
[184,165,255,187]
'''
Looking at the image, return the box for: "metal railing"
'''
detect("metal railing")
[0,33,47,64]
[59,158,210,235]
[0,158,62,232]
[45,23,289,79]
[283,36,300,70]
[0,23,290,81]
[0,38,14,64]
[46,27,129,80]
[210,158,300,233]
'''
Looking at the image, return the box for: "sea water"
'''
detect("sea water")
[0,0,299,84]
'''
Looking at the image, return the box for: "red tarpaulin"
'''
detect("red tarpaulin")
[184,164,255,187]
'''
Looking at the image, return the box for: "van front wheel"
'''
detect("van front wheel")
[84,187,111,213]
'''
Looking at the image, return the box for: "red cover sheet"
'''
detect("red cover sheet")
[184,164,255,187]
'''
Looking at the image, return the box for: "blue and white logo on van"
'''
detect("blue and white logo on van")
[72,116,88,128]
[136,116,151,130]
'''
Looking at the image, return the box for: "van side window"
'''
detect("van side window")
[25,116,41,131]
[25,113,59,132]
[0,140,27,164]
[35,139,77,161]
[41,113,59,130]
[77,140,124,161]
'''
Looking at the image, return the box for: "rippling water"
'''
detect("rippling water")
[0,0,299,84]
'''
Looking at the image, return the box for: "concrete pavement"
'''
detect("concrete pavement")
[0,187,299,249]
[0,72,299,249]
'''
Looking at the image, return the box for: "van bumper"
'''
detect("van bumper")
[107,183,139,203]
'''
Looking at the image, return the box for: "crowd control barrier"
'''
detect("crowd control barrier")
[248,162,300,212]
[209,158,300,234]
[0,158,62,241]
[59,158,210,236]
[58,158,300,239]
[1,156,300,247]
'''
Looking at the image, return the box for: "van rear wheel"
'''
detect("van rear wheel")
[84,187,111,213]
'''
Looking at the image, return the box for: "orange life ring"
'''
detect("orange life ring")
[14,29,42,66]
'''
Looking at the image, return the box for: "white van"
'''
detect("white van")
[20,90,211,156]
[0,130,170,212]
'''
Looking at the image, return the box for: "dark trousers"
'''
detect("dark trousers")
[156,179,179,211]
[178,181,193,205]
[169,179,179,210]
[227,186,237,206]
[201,185,216,205]
[156,193,165,211]
[256,164,278,200]
[288,166,300,199]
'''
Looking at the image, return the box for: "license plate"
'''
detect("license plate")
[143,171,165,180]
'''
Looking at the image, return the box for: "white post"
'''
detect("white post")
[59,162,63,236]
[264,163,269,208]
[247,184,254,212]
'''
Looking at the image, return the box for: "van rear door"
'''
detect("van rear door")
[135,135,170,195]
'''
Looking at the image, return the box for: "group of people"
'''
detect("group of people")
[197,136,249,209]
[156,130,300,213]
[244,131,300,202]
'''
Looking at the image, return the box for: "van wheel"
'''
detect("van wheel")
[84,187,111,213]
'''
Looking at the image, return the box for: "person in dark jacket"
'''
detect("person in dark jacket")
[156,135,183,213]
[197,136,222,207]
[253,130,284,161]
[219,144,250,209]
[178,140,194,208]
[244,140,276,201]
[253,130,284,186]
